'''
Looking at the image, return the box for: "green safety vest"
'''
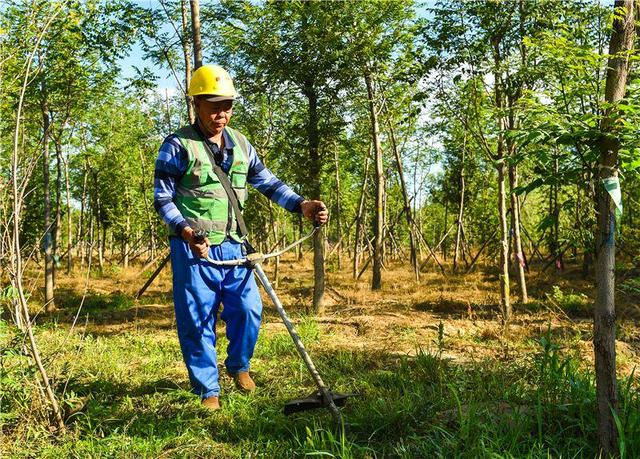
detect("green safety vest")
[170,125,250,245]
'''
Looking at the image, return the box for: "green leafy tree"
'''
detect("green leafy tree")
[209,0,349,313]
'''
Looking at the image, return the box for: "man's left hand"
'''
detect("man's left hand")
[301,200,329,226]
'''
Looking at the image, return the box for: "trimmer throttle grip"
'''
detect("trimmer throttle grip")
[314,204,327,228]
[193,230,207,244]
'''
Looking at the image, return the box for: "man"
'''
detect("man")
[154,64,328,410]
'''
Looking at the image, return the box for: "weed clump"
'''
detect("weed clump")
[547,285,591,317]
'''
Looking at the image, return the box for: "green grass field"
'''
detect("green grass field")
[2,261,640,458]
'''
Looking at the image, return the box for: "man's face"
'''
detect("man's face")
[195,98,233,136]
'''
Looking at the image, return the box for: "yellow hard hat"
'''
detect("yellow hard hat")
[188,64,237,101]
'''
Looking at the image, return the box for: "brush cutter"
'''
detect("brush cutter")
[194,227,355,424]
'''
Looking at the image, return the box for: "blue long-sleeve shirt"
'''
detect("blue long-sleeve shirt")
[154,126,304,237]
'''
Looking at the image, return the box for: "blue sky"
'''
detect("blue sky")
[119,1,175,92]
[119,45,176,93]
[119,0,438,94]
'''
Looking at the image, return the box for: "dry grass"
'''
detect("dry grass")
[23,252,640,377]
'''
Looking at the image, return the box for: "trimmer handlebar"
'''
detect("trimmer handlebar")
[193,226,319,268]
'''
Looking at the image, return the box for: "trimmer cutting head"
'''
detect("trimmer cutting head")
[284,390,357,416]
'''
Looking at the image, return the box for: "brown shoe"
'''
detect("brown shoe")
[201,396,220,410]
[233,371,256,392]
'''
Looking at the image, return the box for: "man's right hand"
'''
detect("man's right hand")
[181,226,210,258]
[301,200,329,226]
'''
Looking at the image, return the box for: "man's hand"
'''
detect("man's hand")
[301,200,329,226]
[181,226,210,258]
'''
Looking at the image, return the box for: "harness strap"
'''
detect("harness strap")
[192,123,255,253]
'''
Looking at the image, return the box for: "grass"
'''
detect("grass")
[3,320,640,457]
[2,258,640,457]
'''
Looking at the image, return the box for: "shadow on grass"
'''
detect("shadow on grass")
[61,348,440,452]
[35,288,176,336]
[64,376,186,403]
[413,298,500,320]
[55,341,617,458]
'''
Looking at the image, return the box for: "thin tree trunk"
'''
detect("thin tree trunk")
[553,157,563,271]
[95,173,104,271]
[547,183,558,260]
[268,200,280,288]
[365,72,384,290]
[123,203,130,269]
[79,161,88,267]
[509,163,528,303]
[303,79,325,314]
[412,146,423,264]
[11,8,66,430]
[98,221,104,268]
[63,150,72,274]
[54,139,62,286]
[297,213,303,261]
[388,120,419,281]
[497,163,510,321]
[381,178,387,265]
[594,1,634,454]
[189,0,203,69]
[583,251,593,279]
[442,200,448,261]
[107,227,112,259]
[353,147,371,279]
[88,206,94,269]
[453,140,466,273]
[181,0,195,123]
[333,146,342,270]
[312,227,326,315]
[459,221,471,267]
[510,0,529,302]
[493,38,511,323]
[137,149,156,262]
[41,87,55,312]
[414,222,446,275]
[13,147,65,432]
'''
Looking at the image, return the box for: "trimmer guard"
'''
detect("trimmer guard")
[284,391,357,416]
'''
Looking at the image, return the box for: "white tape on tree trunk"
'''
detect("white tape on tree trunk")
[602,176,623,219]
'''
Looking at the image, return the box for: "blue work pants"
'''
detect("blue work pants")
[170,237,262,399]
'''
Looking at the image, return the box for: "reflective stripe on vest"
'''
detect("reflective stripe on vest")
[170,125,250,245]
